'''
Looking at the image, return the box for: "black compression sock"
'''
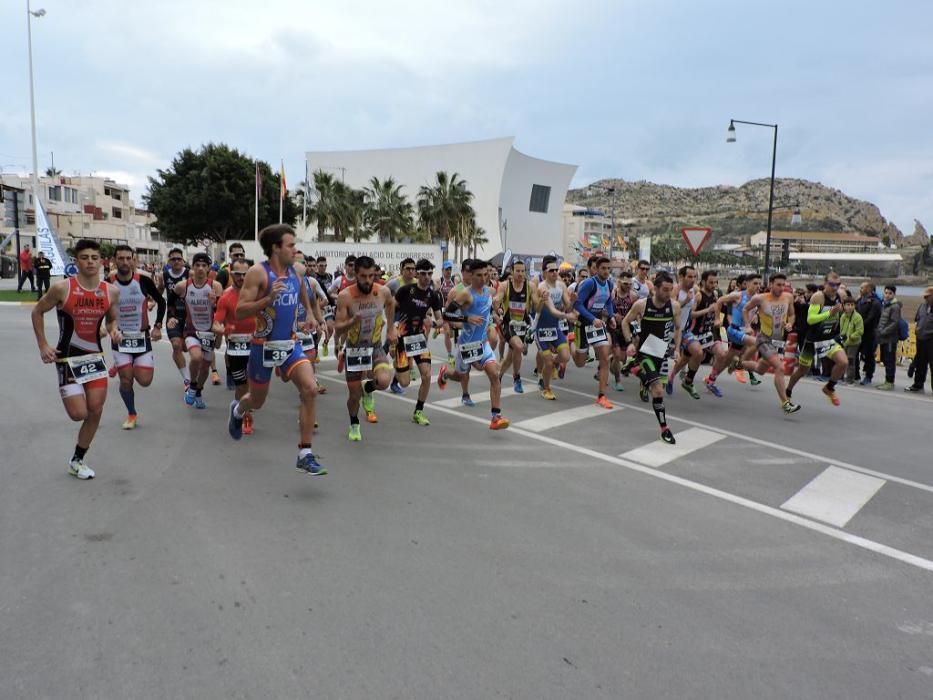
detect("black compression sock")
[686,368,698,384]
[73,444,88,461]
[349,415,360,425]
[652,397,667,427]
[363,380,376,394]
[827,380,837,391]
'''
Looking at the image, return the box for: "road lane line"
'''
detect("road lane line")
[433,386,516,408]
[315,373,933,574]
[619,427,725,467]
[781,466,886,528]
[555,385,933,495]
[513,403,616,432]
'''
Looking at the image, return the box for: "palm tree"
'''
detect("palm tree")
[332,181,367,242]
[417,171,475,261]
[308,170,338,240]
[363,177,414,243]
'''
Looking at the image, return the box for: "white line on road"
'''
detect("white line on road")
[433,386,516,408]
[555,385,933,496]
[513,402,616,432]
[619,427,725,467]
[315,373,933,574]
[781,466,887,528]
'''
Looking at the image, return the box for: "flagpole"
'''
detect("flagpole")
[302,158,308,230]
[254,162,259,242]
[278,158,284,225]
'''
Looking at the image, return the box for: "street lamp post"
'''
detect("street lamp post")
[587,183,617,260]
[727,118,779,280]
[27,1,46,210]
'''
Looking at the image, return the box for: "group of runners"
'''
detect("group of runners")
[32,224,855,480]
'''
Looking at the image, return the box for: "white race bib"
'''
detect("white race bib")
[346,346,374,372]
[537,326,558,342]
[262,339,295,367]
[118,330,147,354]
[196,331,215,352]
[226,334,251,357]
[296,331,316,352]
[402,333,427,357]
[509,320,528,336]
[639,333,669,359]
[697,331,715,349]
[66,354,108,384]
[584,324,609,345]
[459,340,484,364]
[558,319,569,333]
[813,338,835,360]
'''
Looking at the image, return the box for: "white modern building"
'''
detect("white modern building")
[305,137,577,258]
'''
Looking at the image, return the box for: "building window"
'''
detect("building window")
[112,207,122,219]
[529,184,551,213]
[48,185,62,201]
[112,190,122,202]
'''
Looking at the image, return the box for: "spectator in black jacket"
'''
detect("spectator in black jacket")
[856,281,882,384]
[34,251,53,300]
[905,286,933,393]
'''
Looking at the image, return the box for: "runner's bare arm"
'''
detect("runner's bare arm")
[383,286,398,343]
[106,285,122,344]
[743,294,762,328]
[235,265,275,320]
[620,298,646,345]
[671,300,683,359]
[31,280,68,362]
[785,293,796,331]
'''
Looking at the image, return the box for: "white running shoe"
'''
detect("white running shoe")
[68,458,96,480]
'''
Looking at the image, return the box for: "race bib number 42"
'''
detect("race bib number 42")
[262,339,295,367]
[66,354,108,384]
[118,330,146,354]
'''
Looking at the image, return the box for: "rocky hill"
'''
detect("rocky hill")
[568,177,904,244]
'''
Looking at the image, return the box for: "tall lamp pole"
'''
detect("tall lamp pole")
[27,1,47,210]
[727,118,778,280]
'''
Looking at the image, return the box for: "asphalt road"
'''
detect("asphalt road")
[2,303,932,699]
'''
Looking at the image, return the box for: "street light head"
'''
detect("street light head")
[30,8,46,16]
[726,120,737,143]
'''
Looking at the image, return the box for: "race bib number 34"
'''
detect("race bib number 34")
[226,334,251,357]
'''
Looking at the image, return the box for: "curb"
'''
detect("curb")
[0,301,37,307]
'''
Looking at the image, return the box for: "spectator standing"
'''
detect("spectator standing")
[905,286,933,393]
[875,285,902,390]
[17,244,35,292]
[855,282,882,384]
[34,250,53,299]
[839,295,864,384]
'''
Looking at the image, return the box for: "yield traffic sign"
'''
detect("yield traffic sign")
[681,227,712,256]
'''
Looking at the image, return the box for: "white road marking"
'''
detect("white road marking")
[513,403,616,432]
[555,385,933,495]
[781,466,886,528]
[433,386,516,408]
[620,427,725,467]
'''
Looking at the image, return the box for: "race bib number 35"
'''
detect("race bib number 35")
[66,354,108,384]
[262,339,295,367]
[118,330,146,354]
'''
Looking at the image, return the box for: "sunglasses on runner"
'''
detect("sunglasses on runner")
[545,267,559,273]
[169,257,183,262]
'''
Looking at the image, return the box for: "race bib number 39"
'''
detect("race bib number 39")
[262,339,295,367]
[346,346,374,372]
[66,354,108,384]
[118,330,146,354]
[403,334,427,357]
[459,341,484,364]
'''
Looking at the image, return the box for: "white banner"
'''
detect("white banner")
[34,197,67,275]
[228,240,444,276]
[639,236,652,264]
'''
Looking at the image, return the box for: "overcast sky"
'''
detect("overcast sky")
[1,0,930,234]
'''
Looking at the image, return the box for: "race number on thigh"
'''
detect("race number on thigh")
[196,331,215,352]
[296,331,316,353]
[65,354,108,384]
[584,324,608,345]
[459,340,484,364]
[640,333,669,359]
[813,339,834,360]
[509,320,528,338]
[118,330,147,354]
[537,326,558,343]
[346,346,374,372]
[226,334,251,357]
[262,339,295,367]
[403,333,427,357]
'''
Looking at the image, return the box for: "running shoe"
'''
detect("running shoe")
[875,382,894,391]
[558,363,566,379]
[782,400,801,414]
[612,380,625,392]
[660,428,676,445]
[461,395,475,407]
[704,376,723,397]
[619,357,635,376]
[390,378,405,394]
[296,452,327,476]
[437,365,449,390]
[489,415,510,430]
[585,355,595,364]
[541,388,557,400]
[242,413,253,435]
[211,370,221,386]
[322,342,329,357]
[822,385,841,406]
[316,382,327,395]
[228,400,243,440]
[639,386,649,403]
[336,350,345,374]
[748,372,761,386]
[121,414,137,430]
[665,379,674,396]
[184,388,196,406]
[410,368,417,382]
[348,424,362,441]
[447,355,455,370]
[859,377,872,386]
[733,369,748,384]
[194,396,206,410]
[596,395,613,409]
[681,380,700,400]
[513,377,524,394]
[68,458,95,480]
[412,410,431,426]
[905,385,924,393]
[538,376,545,389]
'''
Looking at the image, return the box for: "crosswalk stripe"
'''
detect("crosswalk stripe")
[513,402,617,432]
[433,386,517,408]
[781,466,886,528]
[619,427,725,467]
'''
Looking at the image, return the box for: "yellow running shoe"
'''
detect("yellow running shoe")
[541,389,557,400]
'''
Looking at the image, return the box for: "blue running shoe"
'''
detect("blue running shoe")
[513,377,524,394]
[704,376,723,398]
[389,378,405,394]
[184,388,196,406]
[194,395,206,410]
[665,380,674,396]
[296,451,327,476]
[461,395,475,407]
[228,400,243,440]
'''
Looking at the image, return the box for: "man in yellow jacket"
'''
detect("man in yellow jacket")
[841,296,864,384]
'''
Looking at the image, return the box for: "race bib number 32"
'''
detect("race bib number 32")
[402,334,427,357]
